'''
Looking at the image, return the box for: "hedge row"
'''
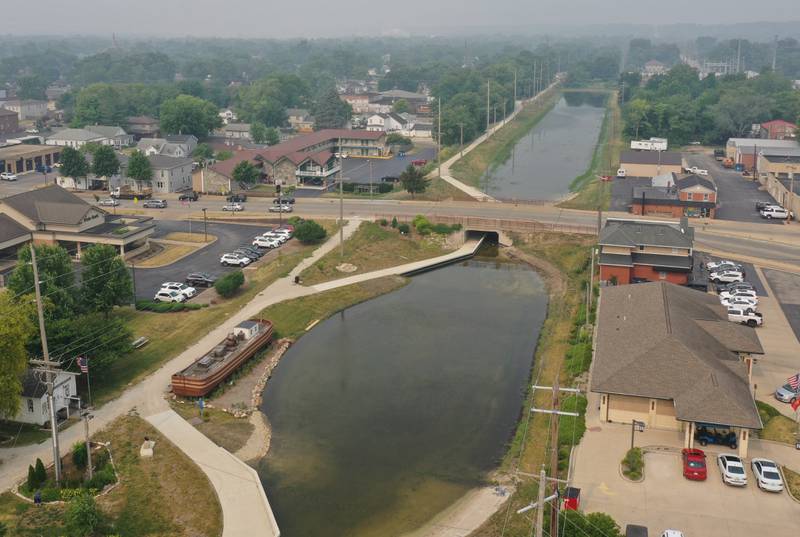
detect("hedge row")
[135,300,207,313]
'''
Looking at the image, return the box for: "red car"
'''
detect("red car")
[412,159,427,166]
[681,448,707,480]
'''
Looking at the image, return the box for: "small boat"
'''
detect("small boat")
[171,319,274,397]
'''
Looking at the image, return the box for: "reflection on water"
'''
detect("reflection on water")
[482,91,607,201]
[258,261,548,537]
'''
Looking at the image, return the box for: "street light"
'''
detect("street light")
[202,208,208,242]
[368,160,373,201]
[336,137,345,258]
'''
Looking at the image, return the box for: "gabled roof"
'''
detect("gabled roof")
[1,184,97,226]
[223,123,251,132]
[47,128,106,142]
[147,155,193,169]
[620,150,682,166]
[0,108,17,117]
[127,115,158,125]
[676,174,716,191]
[0,213,30,244]
[85,125,128,138]
[591,282,763,429]
[165,134,197,144]
[599,218,693,248]
[761,119,797,129]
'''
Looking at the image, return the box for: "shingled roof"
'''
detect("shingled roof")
[1,184,98,226]
[599,218,693,248]
[591,282,763,429]
[620,150,682,166]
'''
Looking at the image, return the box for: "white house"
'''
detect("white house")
[136,135,197,159]
[219,109,238,125]
[16,370,79,426]
[218,123,252,140]
[46,128,107,149]
[367,112,408,133]
[146,155,194,193]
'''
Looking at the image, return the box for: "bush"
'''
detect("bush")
[66,492,101,537]
[391,217,398,228]
[26,465,37,490]
[377,182,393,193]
[294,220,327,244]
[215,270,245,298]
[40,488,60,502]
[34,458,46,486]
[622,447,644,480]
[86,465,116,491]
[397,223,410,234]
[135,300,206,313]
[412,214,430,229]
[378,218,388,226]
[287,216,304,226]
[430,223,462,235]
[72,442,88,471]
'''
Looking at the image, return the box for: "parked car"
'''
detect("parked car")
[412,159,428,166]
[227,193,247,202]
[720,297,758,311]
[220,253,251,267]
[98,198,120,207]
[269,204,293,213]
[681,448,707,481]
[178,191,199,202]
[253,236,282,249]
[761,206,790,219]
[720,289,758,301]
[625,525,648,537]
[233,248,260,261]
[0,172,18,181]
[695,425,737,448]
[185,272,216,287]
[237,245,263,258]
[277,224,295,232]
[709,261,743,273]
[261,231,288,243]
[153,289,186,303]
[774,380,800,403]
[661,531,684,537]
[159,282,197,299]
[718,282,754,293]
[143,199,167,208]
[751,458,784,492]
[707,259,738,271]
[222,203,244,212]
[727,309,763,327]
[273,196,296,204]
[709,270,744,283]
[717,454,747,486]
[756,201,781,211]
[381,175,399,183]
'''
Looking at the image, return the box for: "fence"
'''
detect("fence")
[373,214,598,236]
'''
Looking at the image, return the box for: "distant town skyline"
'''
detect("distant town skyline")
[2,0,800,38]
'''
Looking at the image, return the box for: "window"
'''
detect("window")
[659,271,667,280]
[27,399,34,412]
[638,245,645,251]
[703,193,709,201]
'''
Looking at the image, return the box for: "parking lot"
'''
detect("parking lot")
[696,252,767,296]
[762,269,800,343]
[342,145,437,184]
[0,171,60,196]
[134,220,293,299]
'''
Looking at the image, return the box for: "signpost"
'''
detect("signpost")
[631,419,646,450]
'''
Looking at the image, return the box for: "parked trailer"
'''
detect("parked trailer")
[630,138,668,151]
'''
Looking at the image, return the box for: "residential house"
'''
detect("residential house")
[145,155,194,194]
[126,116,160,140]
[218,109,238,125]
[0,100,48,120]
[85,125,134,148]
[14,370,78,426]
[758,120,797,141]
[286,108,315,132]
[618,150,683,178]
[46,128,108,149]
[0,144,62,175]
[165,134,198,155]
[598,217,694,286]
[642,60,668,77]
[591,281,764,458]
[340,94,372,115]
[137,136,197,159]
[218,123,252,141]
[725,138,798,170]
[0,184,155,259]
[366,112,407,133]
[0,108,19,136]
[631,174,718,218]
[370,90,431,115]
[45,82,71,111]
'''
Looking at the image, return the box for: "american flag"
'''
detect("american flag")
[788,373,800,390]
[78,356,89,374]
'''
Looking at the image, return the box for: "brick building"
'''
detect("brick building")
[759,119,797,141]
[0,108,19,136]
[630,175,717,218]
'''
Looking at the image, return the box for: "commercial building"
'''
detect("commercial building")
[0,144,62,175]
[0,100,48,120]
[0,108,20,136]
[758,150,800,219]
[758,119,797,141]
[618,150,683,178]
[725,138,799,171]
[591,281,763,458]
[598,218,694,286]
[46,128,108,149]
[630,174,718,218]
[0,184,155,260]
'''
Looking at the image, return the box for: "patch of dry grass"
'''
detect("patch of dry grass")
[134,243,198,267]
[163,232,216,243]
[783,466,800,500]
[761,413,797,444]
[171,403,254,454]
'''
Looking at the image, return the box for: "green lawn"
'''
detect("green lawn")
[171,404,254,454]
[757,400,797,445]
[300,221,454,285]
[0,422,50,448]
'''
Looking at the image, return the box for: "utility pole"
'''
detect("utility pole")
[548,380,561,537]
[486,79,491,133]
[338,137,344,258]
[29,243,62,486]
[513,69,517,107]
[277,183,283,228]
[533,62,538,97]
[82,406,93,480]
[736,39,742,74]
[202,208,208,243]
[129,261,136,308]
[368,160,373,201]
[459,123,464,157]
[535,465,546,537]
[437,97,442,179]
[772,35,778,72]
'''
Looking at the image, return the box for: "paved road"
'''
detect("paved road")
[762,269,800,344]
[684,153,780,224]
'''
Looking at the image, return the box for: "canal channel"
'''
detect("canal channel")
[482,91,608,201]
[257,259,548,537]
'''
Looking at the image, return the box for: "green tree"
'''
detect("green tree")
[294,220,327,243]
[72,83,126,127]
[8,244,77,320]
[264,127,280,146]
[250,121,268,144]
[90,145,119,178]
[312,86,351,129]
[159,94,221,137]
[80,244,133,316]
[559,511,623,537]
[60,146,89,179]
[72,442,88,471]
[26,465,37,490]
[17,75,48,100]
[0,294,35,419]
[625,98,651,139]
[126,150,153,185]
[34,458,46,486]
[710,90,773,137]
[232,160,259,184]
[216,149,233,161]
[193,143,214,161]
[400,164,429,199]
[392,99,409,114]
[214,270,245,298]
[66,492,101,537]
[49,314,131,378]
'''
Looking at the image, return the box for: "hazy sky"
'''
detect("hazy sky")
[4,0,799,38]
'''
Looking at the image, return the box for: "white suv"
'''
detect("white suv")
[760,206,789,219]
[709,270,744,283]
[153,290,186,303]
[220,253,251,266]
[160,282,197,299]
[253,236,281,249]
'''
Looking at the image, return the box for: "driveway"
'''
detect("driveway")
[134,220,283,299]
[762,269,800,345]
[683,153,781,224]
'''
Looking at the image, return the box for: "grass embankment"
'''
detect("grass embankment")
[0,415,222,537]
[558,90,622,211]
[783,466,800,500]
[94,223,337,405]
[473,232,595,537]
[757,401,797,444]
[449,89,559,190]
[172,404,254,454]
[300,221,454,285]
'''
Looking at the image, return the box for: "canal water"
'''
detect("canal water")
[258,260,548,537]
[482,91,607,201]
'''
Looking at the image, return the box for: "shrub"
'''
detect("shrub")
[40,488,60,502]
[342,182,356,192]
[378,182,393,193]
[215,270,245,298]
[294,220,327,244]
[34,458,46,486]
[86,465,116,491]
[72,442,88,471]
[26,465,37,490]
[430,223,462,234]
[287,216,304,226]
[622,447,644,480]
[391,217,398,228]
[66,492,101,537]
[412,214,430,229]
[397,223,410,234]
[135,300,205,313]
[378,218,388,226]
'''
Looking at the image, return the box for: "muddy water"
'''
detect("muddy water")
[258,260,547,536]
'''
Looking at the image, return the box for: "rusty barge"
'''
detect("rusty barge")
[171,319,274,397]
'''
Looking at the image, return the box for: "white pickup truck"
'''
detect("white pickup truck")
[728,309,763,327]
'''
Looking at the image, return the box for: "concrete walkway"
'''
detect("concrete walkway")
[147,410,280,537]
[437,81,560,202]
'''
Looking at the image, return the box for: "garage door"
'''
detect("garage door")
[607,394,650,424]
